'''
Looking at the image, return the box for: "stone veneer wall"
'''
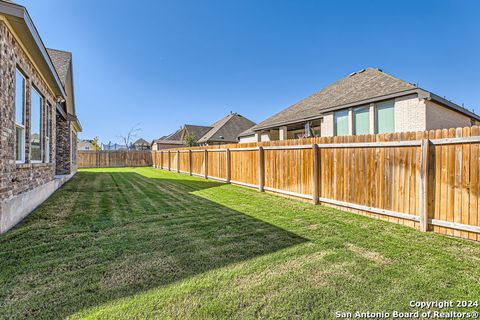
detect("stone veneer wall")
[55,114,71,175]
[0,20,57,201]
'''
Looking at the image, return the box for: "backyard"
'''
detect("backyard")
[1,167,480,319]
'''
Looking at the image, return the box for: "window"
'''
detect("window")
[31,88,43,162]
[15,69,26,163]
[354,106,370,135]
[376,101,395,133]
[335,110,349,136]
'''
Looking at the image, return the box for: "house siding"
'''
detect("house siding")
[0,20,57,201]
[425,100,475,130]
[321,95,426,137]
[321,113,334,137]
[394,95,426,133]
[238,134,257,143]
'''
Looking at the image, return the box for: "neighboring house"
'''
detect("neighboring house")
[239,68,480,143]
[0,0,81,233]
[152,125,211,150]
[78,139,97,151]
[197,113,256,145]
[132,138,151,150]
[102,143,127,151]
[152,113,256,149]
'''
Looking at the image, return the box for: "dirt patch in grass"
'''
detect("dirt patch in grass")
[346,243,392,265]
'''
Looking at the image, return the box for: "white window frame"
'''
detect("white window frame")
[30,87,43,163]
[15,69,26,163]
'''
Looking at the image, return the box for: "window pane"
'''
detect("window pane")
[376,101,395,133]
[15,70,25,125]
[335,110,349,136]
[354,107,370,135]
[31,88,42,161]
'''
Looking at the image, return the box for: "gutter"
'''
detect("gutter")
[253,88,480,131]
[428,93,480,121]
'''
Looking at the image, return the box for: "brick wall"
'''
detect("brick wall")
[0,21,58,200]
[55,114,70,175]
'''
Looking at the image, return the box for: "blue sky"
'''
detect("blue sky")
[20,0,480,144]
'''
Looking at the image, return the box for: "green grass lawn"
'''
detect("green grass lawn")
[1,167,480,319]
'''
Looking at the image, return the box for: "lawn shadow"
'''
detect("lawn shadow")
[0,170,307,319]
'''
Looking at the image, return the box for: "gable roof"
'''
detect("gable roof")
[251,68,480,131]
[184,125,213,140]
[153,125,212,146]
[198,113,256,143]
[46,48,71,86]
[133,138,149,145]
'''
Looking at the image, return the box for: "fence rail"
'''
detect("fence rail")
[78,150,152,168]
[153,125,480,242]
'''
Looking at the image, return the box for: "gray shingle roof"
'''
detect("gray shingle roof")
[252,68,418,130]
[133,138,149,145]
[184,125,213,140]
[198,113,256,143]
[46,48,72,86]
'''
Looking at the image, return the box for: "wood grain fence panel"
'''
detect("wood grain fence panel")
[152,125,480,241]
[179,152,189,172]
[230,150,258,186]
[78,151,152,168]
[207,151,227,179]
[169,152,178,171]
[264,148,313,196]
[191,151,205,176]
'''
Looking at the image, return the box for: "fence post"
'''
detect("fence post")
[168,151,171,171]
[189,150,192,176]
[312,144,319,204]
[226,148,231,183]
[204,149,208,179]
[177,150,180,173]
[419,139,429,232]
[258,146,265,192]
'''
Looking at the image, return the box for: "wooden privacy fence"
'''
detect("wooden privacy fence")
[153,125,480,241]
[78,150,153,168]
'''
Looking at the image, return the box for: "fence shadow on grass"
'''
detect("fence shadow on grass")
[0,170,307,319]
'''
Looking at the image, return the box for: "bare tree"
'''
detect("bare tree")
[119,123,142,150]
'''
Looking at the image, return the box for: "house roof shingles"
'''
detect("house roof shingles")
[184,125,213,140]
[198,113,256,143]
[251,68,416,131]
[133,138,149,145]
[46,48,72,86]
[249,68,480,132]
[153,113,256,145]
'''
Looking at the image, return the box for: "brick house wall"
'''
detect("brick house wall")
[0,20,57,201]
[55,114,70,175]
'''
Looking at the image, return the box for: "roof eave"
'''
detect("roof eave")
[0,1,67,99]
[253,88,424,131]
[428,93,480,121]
